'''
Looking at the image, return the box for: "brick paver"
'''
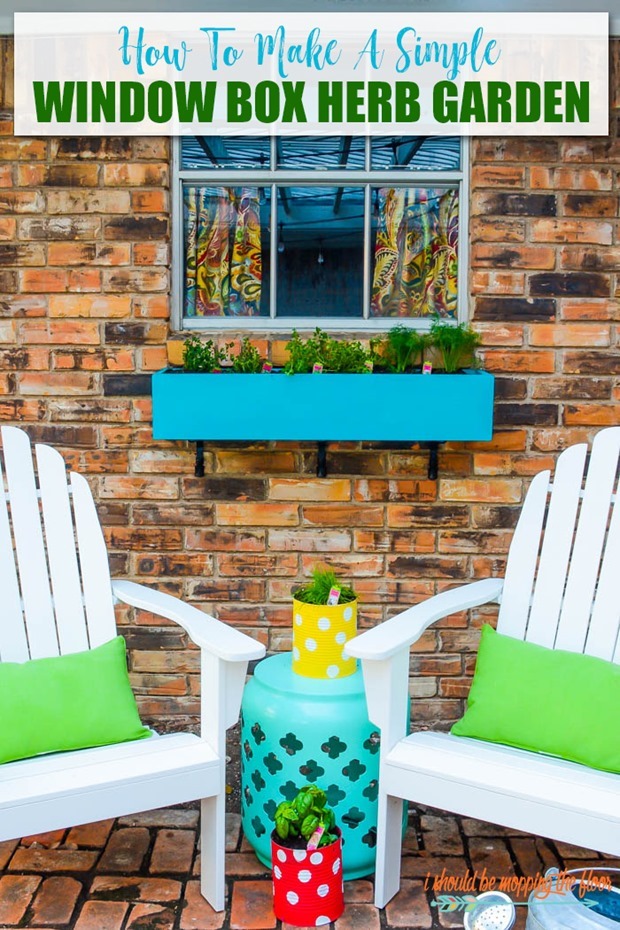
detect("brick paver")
[0,805,614,929]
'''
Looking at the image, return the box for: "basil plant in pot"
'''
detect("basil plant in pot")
[271,784,344,926]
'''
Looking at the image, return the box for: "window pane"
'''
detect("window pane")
[370,187,458,319]
[276,187,364,318]
[181,137,271,170]
[277,136,366,170]
[371,137,460,171]
[183,186,270,318]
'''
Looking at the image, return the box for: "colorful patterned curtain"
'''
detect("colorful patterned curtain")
[184,187,262,317]
[370,188,458,318]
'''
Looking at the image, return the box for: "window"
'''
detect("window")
[173,136,468,331]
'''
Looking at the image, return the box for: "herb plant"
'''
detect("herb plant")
[274,785,337,848]
[284,329,373,374]
[232,336,266,373]
[429,319,481,373]
[294,566,357,605]
[382,325,429,373]
[183,335,233,372]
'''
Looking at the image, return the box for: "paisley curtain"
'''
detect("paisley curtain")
[370,187,458,318]
[184,186,262,317]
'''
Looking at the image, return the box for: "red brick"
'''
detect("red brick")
[31,876,82,925]
[472,243,555,269]
[131,189,168,212]
[385,880,432,928]
[0,215,16,238]
[229,880,275,930]
[215,451,296,474]
[482,350,556,373]
[180,881,225,929]
[0,875,41,924]
[47,189,130,214]
[269,478,351,501]
[529,324,611,347]
[0,188,45,212]
[127,903,176,930]
[439,479,522,504]
[99,828,150,872]
[336,904,381,930]
[472,270,526,295]
[20,268,68,292]
[149,829,196,874]
[134,242,169,265]
[216,502,299,527]
[302,504,384,527]
[19,372,97,395]
[530,218,613,244]
[9,847,98,871]
[66,821,114,848]
[100,476,179,500]
[218,553,298,576]
[90,876,183,901]
[74,901,129,930]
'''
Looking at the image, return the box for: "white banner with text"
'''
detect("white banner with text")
[14,11,609,135]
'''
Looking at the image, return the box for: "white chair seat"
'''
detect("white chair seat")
[386,732,620,832]
[0,733,219,842]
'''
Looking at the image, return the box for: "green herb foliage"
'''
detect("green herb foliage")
[183,335,233,372]
[284,329,373,374]
[274,785,337,848]
[294,566,356,605]
[382,325,429,373]
[232,337,265,373]
[429,319,481,373]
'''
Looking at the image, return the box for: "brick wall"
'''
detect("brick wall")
[0,36,618,732]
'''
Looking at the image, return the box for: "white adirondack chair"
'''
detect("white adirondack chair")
[346,426,620,908]
[0,426,265,912]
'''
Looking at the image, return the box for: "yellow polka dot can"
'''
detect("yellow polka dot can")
[291,597,358,679]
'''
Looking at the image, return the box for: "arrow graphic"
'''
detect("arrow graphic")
[431,894,599,913]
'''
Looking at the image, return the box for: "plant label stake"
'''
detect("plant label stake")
[327,587,341,606]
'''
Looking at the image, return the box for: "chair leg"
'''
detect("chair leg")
[200,794,226,912]
[374,792,404,909]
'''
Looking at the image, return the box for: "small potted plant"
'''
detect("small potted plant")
[292,566,358,680]
[271,784,344,927]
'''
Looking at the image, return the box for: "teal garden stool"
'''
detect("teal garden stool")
[240,652,381,880]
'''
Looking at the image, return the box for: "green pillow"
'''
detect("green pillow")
[451,624,620,774]
[0,635,150,764]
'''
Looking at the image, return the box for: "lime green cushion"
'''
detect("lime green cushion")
[0,636,150,764]
[451,624,620,774]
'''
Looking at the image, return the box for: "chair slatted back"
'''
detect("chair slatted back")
[498,427,620,663]
[0,426,116,662]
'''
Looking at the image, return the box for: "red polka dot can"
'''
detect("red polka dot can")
[271,829,345,926]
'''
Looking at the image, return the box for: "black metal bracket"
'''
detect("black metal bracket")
[194,440,205,478]
[192,438,441,480]
[425,441,441,481]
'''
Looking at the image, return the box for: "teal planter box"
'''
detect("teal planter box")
[151,368,494,442]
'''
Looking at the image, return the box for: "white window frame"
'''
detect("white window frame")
[171,136,469,332]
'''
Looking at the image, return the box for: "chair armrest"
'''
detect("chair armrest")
[112,580,266,663]
[344,578,504,662]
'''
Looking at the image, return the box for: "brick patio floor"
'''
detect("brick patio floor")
[1,805,617,930]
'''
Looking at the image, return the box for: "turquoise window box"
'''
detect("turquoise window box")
[151,368,495,442]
